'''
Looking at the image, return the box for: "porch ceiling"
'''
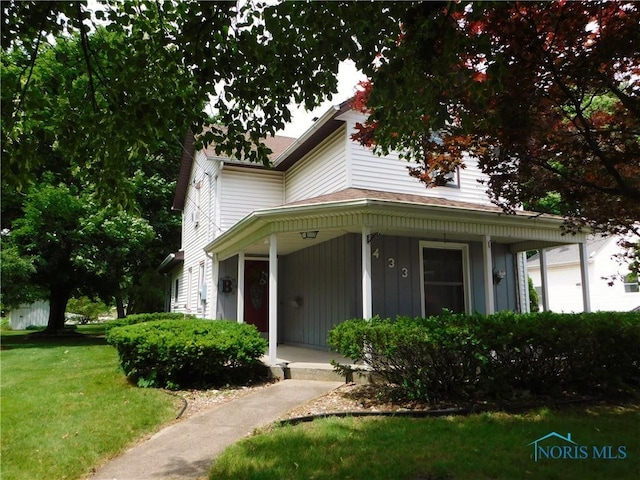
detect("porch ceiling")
[205,193,587,260]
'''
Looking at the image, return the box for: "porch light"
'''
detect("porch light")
[493,269,506,284]
[300,230,319,240]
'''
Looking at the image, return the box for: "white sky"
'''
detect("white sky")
[279,60,366,138]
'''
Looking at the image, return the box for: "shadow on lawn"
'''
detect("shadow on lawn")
[211,403,640,480]
[0,331,107,350]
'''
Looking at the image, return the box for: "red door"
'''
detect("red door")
[244,260,269,332]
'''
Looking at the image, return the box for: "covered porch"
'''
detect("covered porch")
[206,189,590,365]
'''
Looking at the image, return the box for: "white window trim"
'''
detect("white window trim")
[197,262,205,311]
[187,267,193,310]
[419,241,471,316]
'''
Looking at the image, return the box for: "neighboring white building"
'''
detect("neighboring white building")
[160,101,590,364]
[8,300,49,330]
[528,235,640,312]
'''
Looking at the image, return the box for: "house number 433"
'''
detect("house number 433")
[387,257,409,278]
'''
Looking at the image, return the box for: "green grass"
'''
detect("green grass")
[1,326,180,480]
[210,404,640,480]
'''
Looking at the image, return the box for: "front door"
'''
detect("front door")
[244,260,269,332]
[421,243,469,316]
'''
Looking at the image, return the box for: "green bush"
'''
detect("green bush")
[106,319,268,389]
[329,311,640,402]
[104,312,194,333]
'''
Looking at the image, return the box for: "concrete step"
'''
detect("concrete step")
[268,365,372,383]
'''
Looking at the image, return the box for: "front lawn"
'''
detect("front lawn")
[210,403,640,480]
[0,327,180,480]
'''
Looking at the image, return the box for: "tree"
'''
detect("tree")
[6,184,91,331]
[346,1,639,243]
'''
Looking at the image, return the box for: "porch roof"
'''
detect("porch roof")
[205,188,586,261]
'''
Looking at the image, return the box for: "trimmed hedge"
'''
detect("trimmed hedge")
[328,311,640,402]
[104,312,195,333]
[106,319,268,389]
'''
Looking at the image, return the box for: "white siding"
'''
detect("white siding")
[174,151,220,318]
[528,238,640,312]
[9,300,50,330]
[219,167,284,230]
[284,127,348,203]
[339,112,492,205]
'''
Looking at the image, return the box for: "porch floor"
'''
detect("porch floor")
[261,344,366,382]
[262,344,352,369]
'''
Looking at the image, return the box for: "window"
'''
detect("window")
[624,273,639,293]
[198,262,206,307]
[420,242,470,316]
[192,181,201,226]
[187,268,193,309]
[174,278,179,301]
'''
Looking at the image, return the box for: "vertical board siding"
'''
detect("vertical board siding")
[219,168,284,231]
[492,243,518,312]
[216,256,238,320]
[9,300,50,330]
[284,127,348,203]
[279,234,359,349]
[370,236,423,319]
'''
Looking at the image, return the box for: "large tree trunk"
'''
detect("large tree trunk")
[115,290,126,319]
[46,287,71,333]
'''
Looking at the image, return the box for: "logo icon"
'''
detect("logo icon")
[527,432,627,462]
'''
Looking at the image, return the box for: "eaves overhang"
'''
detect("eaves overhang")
[157,251,185,274]
[205,197,585,261]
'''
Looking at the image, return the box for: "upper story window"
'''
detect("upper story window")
[624,273,639,293]
[192,181,201,226]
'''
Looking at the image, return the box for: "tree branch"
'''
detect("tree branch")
[76,1,98,113]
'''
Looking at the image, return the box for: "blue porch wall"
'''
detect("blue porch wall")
[279,234,362,349]
[277,233,519,349]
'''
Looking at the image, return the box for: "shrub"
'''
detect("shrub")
[329,311,640,402]
[66,296,112,323]
[104,312,194,333]
[106,319,268,389]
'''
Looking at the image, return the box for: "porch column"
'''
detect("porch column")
[482,235,495,315]
[268,234,278,365]
[236,252,245,323]
[210,253,220,319]
[362,226,372,319]
[539,249,550,311]
[578,242,592,312]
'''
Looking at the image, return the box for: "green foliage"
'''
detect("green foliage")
[528,276,539,312]
[0,328,177,480]
[106,319,268,389]
[104,312,194,333]
[66,296,112,323]
[329,312,640,402]
[210,405,640,480]
[0,242,42,309]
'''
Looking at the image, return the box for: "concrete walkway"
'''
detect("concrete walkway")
[89,380,343,480]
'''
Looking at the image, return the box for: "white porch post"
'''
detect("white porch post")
[268,234,278,365]
[236,251,245,323]
[210,253,219,319]
[539,249,550,311]
[362,226,372,319]
[482,235,495,315]
[578,242,592,312]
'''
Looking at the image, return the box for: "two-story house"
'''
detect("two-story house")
[159,101,590,364]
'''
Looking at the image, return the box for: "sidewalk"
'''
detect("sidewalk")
[89,379,343,480]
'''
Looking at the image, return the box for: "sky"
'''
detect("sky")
[278,60,366,138]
